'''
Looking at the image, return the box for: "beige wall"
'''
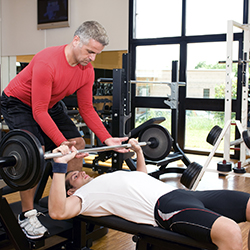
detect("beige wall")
[0,0,128,90]
[1,0,128,56]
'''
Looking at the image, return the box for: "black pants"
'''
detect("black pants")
[154,189,250,244]
[1,91,81,151]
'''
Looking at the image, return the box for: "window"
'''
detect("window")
[186,41,239,98]
[131,0,246,154]
[185,110,236,152]
[134,0,182,39]
[135,108,171,133]
[135,44,180,97]
[186,0,243,36]
[203,89,210,98]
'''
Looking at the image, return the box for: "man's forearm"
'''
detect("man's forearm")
[136,149,147,173]
[48,172,68,220]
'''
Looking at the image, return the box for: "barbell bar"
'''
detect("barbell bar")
[97,78,186,87]
[230,130,250,149]
[44,141,151,160]
[0,125,172,191]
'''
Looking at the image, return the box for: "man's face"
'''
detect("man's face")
[66,171,93,193]
[74,38,104,66]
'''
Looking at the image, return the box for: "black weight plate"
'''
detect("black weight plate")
[138,124,172,161]
[242,130,250,149]
[0,129,44,191]
[180,162,198,189]
[206,125,222,146]
[0,139,32,185]
[180,162,202,189]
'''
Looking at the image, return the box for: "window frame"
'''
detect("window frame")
[128,0,248,157]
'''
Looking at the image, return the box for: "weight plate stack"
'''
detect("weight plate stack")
[206,125,223,146]
[242,130,250,149]
[0,129,44,191]
[138,124,172,161]
[180,162,203,189]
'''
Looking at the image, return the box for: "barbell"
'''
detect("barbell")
[44,141,150,159]
[0,125,172,191]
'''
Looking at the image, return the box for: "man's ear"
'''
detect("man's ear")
[72,35,81,47]
[67,188,76,196]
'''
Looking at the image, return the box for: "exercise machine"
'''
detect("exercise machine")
[191,20,250,190]
[93,53,203,189]
[0,129,217,250]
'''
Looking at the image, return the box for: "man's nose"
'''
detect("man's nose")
[89,54,96,61]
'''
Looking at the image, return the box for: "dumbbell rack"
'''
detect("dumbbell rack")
[192,20,250,190]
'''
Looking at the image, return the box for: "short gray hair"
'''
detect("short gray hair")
[74,21,109,46]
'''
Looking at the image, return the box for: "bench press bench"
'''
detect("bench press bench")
[71,215,218,250]
[34,156,218,250]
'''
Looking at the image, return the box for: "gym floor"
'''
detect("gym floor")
[1,154,250,250]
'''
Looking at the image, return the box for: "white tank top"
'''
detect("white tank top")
[73,171,176,226]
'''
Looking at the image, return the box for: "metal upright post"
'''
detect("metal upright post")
[111,54,133,170]
[239,22,250,163]
[224,20,234,162]
[224,20,249,165]
[192,20,250,190]
[112,68,126,170]
[171,61,178,141]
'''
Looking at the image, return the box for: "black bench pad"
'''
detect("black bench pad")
[78,215,218,250]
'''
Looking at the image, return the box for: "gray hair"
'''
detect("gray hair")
[74,21,109,46]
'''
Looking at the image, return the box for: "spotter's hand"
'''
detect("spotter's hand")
[104,137,130,153]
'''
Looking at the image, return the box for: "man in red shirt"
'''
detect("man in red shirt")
[1,21,128,239]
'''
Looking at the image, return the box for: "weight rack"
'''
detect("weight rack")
[191,20,250,190]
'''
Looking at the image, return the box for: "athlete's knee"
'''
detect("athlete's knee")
[211,217,242,250]
[69,137,85,149]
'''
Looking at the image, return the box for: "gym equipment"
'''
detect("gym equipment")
[72,215,218,250]
[178,21,250,190]
[217,160,232,172]
[138,124,172,161]
[0,125,171,191]
[233,161,246,173]
[34,161,217,250]
[191,119,250,191]
[180,162,203,189]
[0,161,105,250]
[0,129,44,191]
[206,125,223,146]
[96,54,196,188]
[231,129,250,149]
[221,20,249,165]
[44,141,150,159]
[207,125,250,149]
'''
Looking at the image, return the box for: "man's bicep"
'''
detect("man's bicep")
[64,196,82,218]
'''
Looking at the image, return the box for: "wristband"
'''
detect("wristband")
[52,162,68,173]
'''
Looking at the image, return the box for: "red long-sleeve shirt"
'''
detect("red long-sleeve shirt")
[4,45,111,146]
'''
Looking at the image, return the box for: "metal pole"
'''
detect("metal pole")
[44,142,150,160]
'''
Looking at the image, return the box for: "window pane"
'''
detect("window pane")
[135,108,171,133]
[135,45,179,97]
[187,41,239,98]
[186,0,243,36]
[135,0,182,39]
[185,111,236,152]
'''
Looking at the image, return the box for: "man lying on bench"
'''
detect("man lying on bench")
[48,140,250,250]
